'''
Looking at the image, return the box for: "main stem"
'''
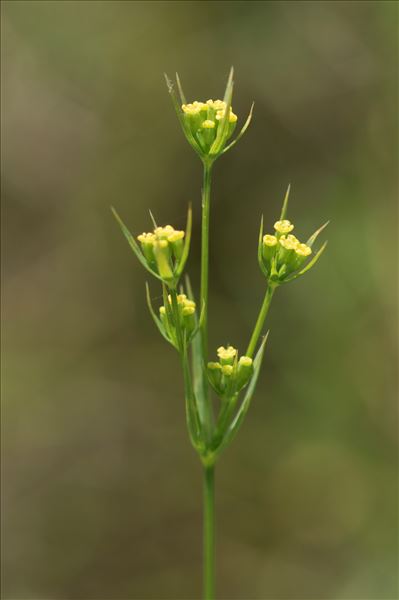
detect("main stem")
[203,464,215,600]
[200,161,213,360]
[200,160,215,599]
[246,283,277,358]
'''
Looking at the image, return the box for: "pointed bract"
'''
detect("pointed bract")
[280,184,291,221]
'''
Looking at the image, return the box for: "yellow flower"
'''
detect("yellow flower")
[295,243,312,257]
[217,345,237,364]
[274,220,294,234]
[202,120,216,129]
[263,234,277,247]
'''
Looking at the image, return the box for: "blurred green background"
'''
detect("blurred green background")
[1,1,398,599]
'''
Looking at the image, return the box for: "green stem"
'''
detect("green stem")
[203,464,215,600]
[246,283,277,358]
[200,161,213,360]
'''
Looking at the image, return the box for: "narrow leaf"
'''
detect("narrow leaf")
[210,66,234,155]
[149,209,158,229]
[181,346,203,450]
[306,221,329,248]
[190,318,208,432]
[222,101,254,154]
[175,72,187,105]
[257,215,269,278]
[188,300,205,344]
[176,203,192,278]
[280,184,291,221]
[145,283,176,347]
[164,73,202,157]
[111,206,162,281]
[284,241,328,282]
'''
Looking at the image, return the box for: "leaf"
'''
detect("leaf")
[175,204,192,278]
[148,209,158,229]
[175,71,187,105]
[280,184,291,221]
[284,241,328,282]
[181,345,203,451]
[164,73,202,157]
[184,274,196,307]
[111,206,162,281]
[210,66,234,156]
[188,299,205,344]
[214,333,269,456]
[221,101,254,154]
[184,276,212,440]
[257,215,269,278]
[145,283,177,348]
[306,221,329,248]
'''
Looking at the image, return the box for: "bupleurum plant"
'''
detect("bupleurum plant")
[112,68,327,600]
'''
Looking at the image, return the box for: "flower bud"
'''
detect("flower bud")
[277,235,297,267]
[217,345,237,366]
[167,230,185,260]
[262,234,278,271]
[154,239,174,281]
[274,219,294,235]
[207,362,222,392]
[291,243,312,271]
[156,292,198,348]
[137,232,156,264]
[235,356,253,391]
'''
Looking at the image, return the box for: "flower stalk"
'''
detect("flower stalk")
[200,160,213,361]
[112,67,327,600]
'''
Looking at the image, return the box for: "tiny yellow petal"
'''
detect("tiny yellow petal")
[167,230,185,243]
[239,356,253,367]
[222,365,233,376]
[202,120,215,129]
[279,236,297,250]
[274,220,294,234]
[263,234,277,247]
[217,346,237,360]
[184,300,196,309]
[208,362,222,371]
[295,243,312,257]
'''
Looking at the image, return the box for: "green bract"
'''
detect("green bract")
[165,68,254,163]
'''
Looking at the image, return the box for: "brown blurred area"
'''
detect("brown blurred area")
[1,1,398,599]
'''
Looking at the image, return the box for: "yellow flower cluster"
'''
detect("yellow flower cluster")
[137,224,186,281]
[138,225,185,246]
[156,292,197,348]
[207,346,254,396]
[261,221,312,280]
[263,223,311,258]
[182,99,238,124]
[160,293,196,317]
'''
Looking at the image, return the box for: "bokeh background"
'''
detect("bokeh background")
[1,1,398,599]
